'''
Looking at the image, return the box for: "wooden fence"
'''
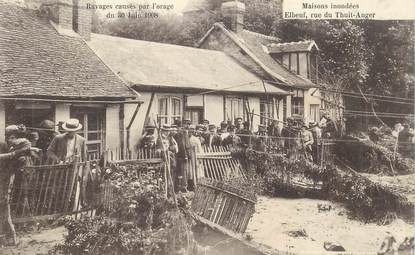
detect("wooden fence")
[191,178,256,234]
[197,145,246,181]
[10,148,165,223]
[10,159,84,222]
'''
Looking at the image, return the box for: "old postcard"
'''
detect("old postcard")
[0,0,414,254]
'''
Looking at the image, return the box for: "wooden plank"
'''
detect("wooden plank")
[41,168,53,215]
[64,159,79,213]
[35,170,47,215]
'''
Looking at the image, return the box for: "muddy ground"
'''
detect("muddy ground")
[0,226,65,255]
[1,195,413,255]
[246,196,413,254]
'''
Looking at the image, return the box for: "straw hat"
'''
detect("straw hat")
[62,119,83,132]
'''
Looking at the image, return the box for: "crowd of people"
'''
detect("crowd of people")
[138,113,339,192]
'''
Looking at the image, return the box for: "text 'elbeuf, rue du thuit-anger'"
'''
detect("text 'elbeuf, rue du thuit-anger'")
[284,2,376,19]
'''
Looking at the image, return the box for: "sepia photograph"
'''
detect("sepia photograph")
[0,0,414,254]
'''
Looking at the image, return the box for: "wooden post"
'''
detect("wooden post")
[6,174,17,245]
[64,156,79,213]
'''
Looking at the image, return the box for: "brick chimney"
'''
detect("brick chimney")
[72,0,91,41]
[221,1,245,33]
[35,0,91,40]
[44,0,73,30]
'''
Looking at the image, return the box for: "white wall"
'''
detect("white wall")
[286,95,292,117]
[0,101,5,143]
[303,88,321,123]
[55,103,70,131]
[204,94,224,125]
[105,104,120,151]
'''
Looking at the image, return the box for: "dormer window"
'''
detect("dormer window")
[268,40,319,83]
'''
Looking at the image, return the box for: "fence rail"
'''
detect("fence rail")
[197,146,245,181]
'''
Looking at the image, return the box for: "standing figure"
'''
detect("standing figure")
[253,124,267,152]
[202,119,210,130]
[0,125,33,246]
[47,119,87,209]
[46,119,86,164]
[300,123,314,161]
[309,122,322,164]
[37,120,59,164]
[234,117,243,133]
[219,121,230,142]
[139,124,157,150]
[157,124,178,188]
[188,125,203,190]
[238,121,253,147]
[195,124,207,145]
[319,112,338,138]
[222,125,241,148]
[207,124,222,147]
[173,119,192,192]
[280,117,293,154]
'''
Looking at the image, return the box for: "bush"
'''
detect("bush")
[335,136,415,175]
[234,149,414,222]
[52,163,197,255]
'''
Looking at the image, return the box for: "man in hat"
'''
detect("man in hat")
[234,117,244,133]
[202,119,210,129]
[195,124,207,145]
[237,121,252,147]
[207,124,222,147]
[173,118,192,192]
[219,121,230,141]
[222,125,241,147]
[218,121,228,134]
[157,124,178,153]
[37,120,59,162]
[139,124,157,150]
[188,125,203,190]
[46,118,86,164]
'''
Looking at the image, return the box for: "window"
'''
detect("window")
[260,98,274,125]
[292,97,304,116]
[184,108,203,125]
[157,96,182,125]
[6,101,54,128]
[225,97,245,123]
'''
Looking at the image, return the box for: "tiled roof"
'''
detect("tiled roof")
[267,40,319,54]
[0,2,136,99]
[88,33,289,96]
[200,23,316,88]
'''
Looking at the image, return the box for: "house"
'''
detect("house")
[87,34,290,144]
[0,0,141,156]
[192,1,325,124]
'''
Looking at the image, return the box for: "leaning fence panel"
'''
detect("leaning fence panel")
[10,161,79,222]
[191,178,256,234]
